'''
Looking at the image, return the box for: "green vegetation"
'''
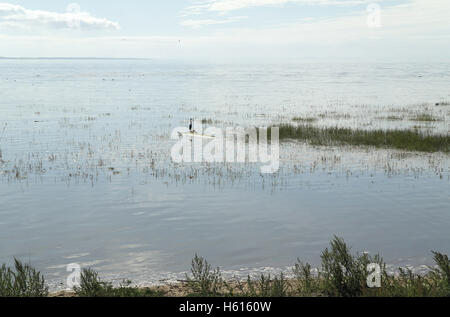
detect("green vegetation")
[411,113,441,122]
[2,237,450,297]
[181,236,450,297]
[292,117,318,123]
[318,112,352,120]
[376,115,403,121]
[244,273,288,297]
[73,268,164,297]
[201,118,214,124]
[0,258,48,297]
[319,236,383,297]
[271,124,449,153]
[185,254,223,297]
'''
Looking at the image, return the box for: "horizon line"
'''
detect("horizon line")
[0,57,152,60]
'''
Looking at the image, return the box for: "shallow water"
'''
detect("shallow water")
[0,60,449,290]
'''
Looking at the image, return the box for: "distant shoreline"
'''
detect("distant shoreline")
[0,57,151,60]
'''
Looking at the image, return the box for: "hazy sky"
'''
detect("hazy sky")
[0,0,449,62]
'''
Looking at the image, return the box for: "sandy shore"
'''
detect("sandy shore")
[49,282,196,297]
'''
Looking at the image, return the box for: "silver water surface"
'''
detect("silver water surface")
[0,60,449,290]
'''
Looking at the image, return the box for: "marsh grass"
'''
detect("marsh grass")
[411,114,441,122]
[0,258,48,297]
[376,115,403,121]
[292,117,318,123]
[317,112,352,120]
[271,124,449,153]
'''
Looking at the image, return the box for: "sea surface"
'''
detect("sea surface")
[0,60,449,290]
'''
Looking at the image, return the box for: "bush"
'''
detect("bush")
[429,251,450,296]
[0,258,48,297]
[320,236,384,297]
[186,254,223,296]
[293,260,319,296]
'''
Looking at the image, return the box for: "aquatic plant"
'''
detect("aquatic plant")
[292,117,318,123]
[376,115,403,121]
[271,124,449,153]
[411,113,441,122]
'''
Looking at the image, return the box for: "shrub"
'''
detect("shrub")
[429,251,450,296]
[293,260,319,296]
[0,258,48,297]
[186,254,223,296]
[320,236,384,297]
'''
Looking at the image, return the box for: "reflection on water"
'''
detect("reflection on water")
[0,60,449,291]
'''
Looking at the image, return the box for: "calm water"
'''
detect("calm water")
[0,60,449,290]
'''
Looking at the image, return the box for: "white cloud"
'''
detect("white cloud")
[0,3,119,31]
[178,0,450,46]
[184,0,379,15]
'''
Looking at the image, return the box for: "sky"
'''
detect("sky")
[0,0,449,62]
